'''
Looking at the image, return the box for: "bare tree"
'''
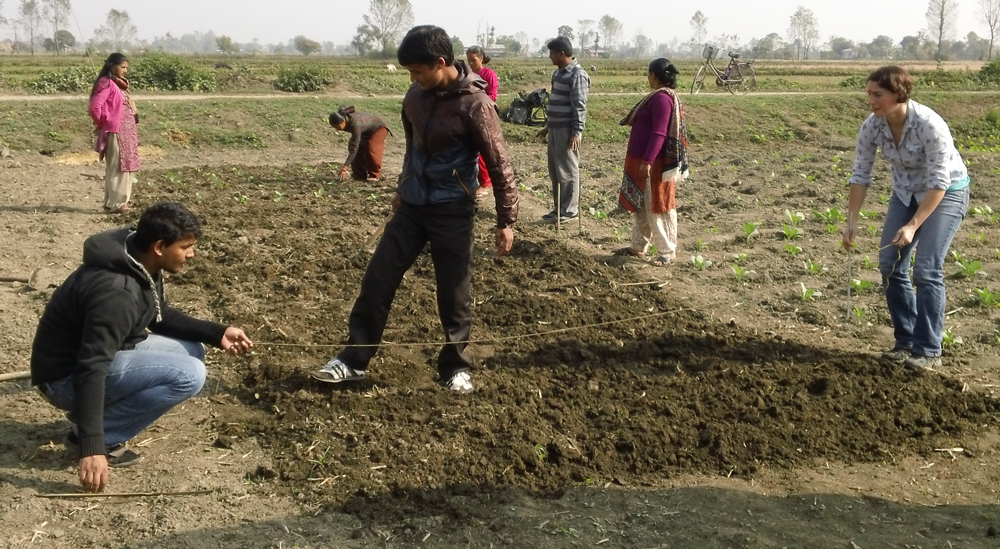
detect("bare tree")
[577,19,595,51]
[598,15,622,51]
[0,0,7,31]
[787,6,819,59]
[926,0,959,60]
[95,8,137,52]
[690,10,708,46]
[978,0,1000,60]
[43,0,70,54]
[632,29,651,58]
[19,0,43,54]
[355,0,413,55]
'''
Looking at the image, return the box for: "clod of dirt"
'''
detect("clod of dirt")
[213,435,234,449]
[988,526,997,538]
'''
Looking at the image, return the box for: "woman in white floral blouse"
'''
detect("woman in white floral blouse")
[842,66,970,371]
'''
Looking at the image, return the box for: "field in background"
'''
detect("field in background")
[0,53,996,95]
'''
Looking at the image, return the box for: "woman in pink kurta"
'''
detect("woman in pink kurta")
[89,53,141,213]
[467,45,499,200]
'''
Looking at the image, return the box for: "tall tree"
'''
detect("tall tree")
[0,0,8,42]
[216,35,239,54]
[95,8,137,52]
[689,10,708,46]
[751,32,783,59]
[353,0,413,55]
[43,0,70,54]
[577,19,595,51]
[19,0,43,54]
[632,30,651,58]
[556,25,574,42]
[926,0,959,61]
[351,25,378,56]
[787,6,819,59]
[978,0,1000,60]
[598,15,622,51]
[867,35,896,58]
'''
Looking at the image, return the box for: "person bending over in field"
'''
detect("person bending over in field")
[842,66,970,372]
[329,106,391,182]
[31,202,253,492]
[313,24,519,393]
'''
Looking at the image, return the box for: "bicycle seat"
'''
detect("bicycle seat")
[728,52,741,59]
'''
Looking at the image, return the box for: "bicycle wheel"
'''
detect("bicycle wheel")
[691,66,707,94]
[740,64,757,94]
[723,65,743,95]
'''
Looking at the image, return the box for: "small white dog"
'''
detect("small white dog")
[386,63,397,73]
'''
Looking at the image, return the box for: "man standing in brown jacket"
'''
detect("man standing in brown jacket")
[313,25,519,393]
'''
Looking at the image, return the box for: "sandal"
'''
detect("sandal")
[652,255,672,266]
[613,247,644,257]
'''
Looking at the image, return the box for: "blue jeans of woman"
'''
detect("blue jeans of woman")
[44,334,207,448]
[878,188,969,358]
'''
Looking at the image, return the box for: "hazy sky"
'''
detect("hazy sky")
[3,0,990,49]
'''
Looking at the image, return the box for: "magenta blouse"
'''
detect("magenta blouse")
[625,92,673,164]
[475,66,499,102]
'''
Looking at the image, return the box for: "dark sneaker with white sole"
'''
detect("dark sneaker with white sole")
[443,371,474,393]
[881,348,911,362]
[312,358,367,383]
[904,355,942,371]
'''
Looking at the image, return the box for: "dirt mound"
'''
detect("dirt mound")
[126,163,1000,519]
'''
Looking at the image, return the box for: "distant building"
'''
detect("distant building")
[485,45,507,58]
[580,46,610,58]
[839,48,856,59]
[0,41,12,54]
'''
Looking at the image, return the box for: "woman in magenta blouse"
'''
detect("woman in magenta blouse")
[467,45,499,200]
[614,58,689,266]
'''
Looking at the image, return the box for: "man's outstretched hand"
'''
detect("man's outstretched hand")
[221,327,253,355]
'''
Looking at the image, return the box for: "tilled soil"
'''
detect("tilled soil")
[118,162,1000,522]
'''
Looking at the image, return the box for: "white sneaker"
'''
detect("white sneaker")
[312,358,367,383]
[443,371,474,393]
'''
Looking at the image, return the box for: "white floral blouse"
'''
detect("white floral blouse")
[849,100,968,205]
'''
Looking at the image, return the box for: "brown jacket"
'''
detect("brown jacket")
[398,61,518,228]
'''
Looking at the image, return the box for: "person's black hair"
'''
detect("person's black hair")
[329,105,354,127]
[397,25,454,67]
[134,202,203,252]
[466,45,490,65]
[90,52,128,98]
[547,36,573,57]
[648,58,680,89]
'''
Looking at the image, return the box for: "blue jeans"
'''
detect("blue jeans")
[45,334,207,447]
[879,188,969,357]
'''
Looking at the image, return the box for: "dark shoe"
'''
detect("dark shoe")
[312,358,367,383]
[881,348,911,363]
[542,210,558,221]
[904,355,941,371]
[107,447,144,468]
[652,255,673,266]
[64,431,139,466]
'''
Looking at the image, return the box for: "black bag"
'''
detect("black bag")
[505,97,530,125]
[504,88,548,126]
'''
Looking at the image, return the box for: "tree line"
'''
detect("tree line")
[1,0,997,61]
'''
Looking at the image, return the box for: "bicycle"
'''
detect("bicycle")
[690,44,757,95]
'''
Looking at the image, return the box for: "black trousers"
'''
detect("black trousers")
[339,199,475,379]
